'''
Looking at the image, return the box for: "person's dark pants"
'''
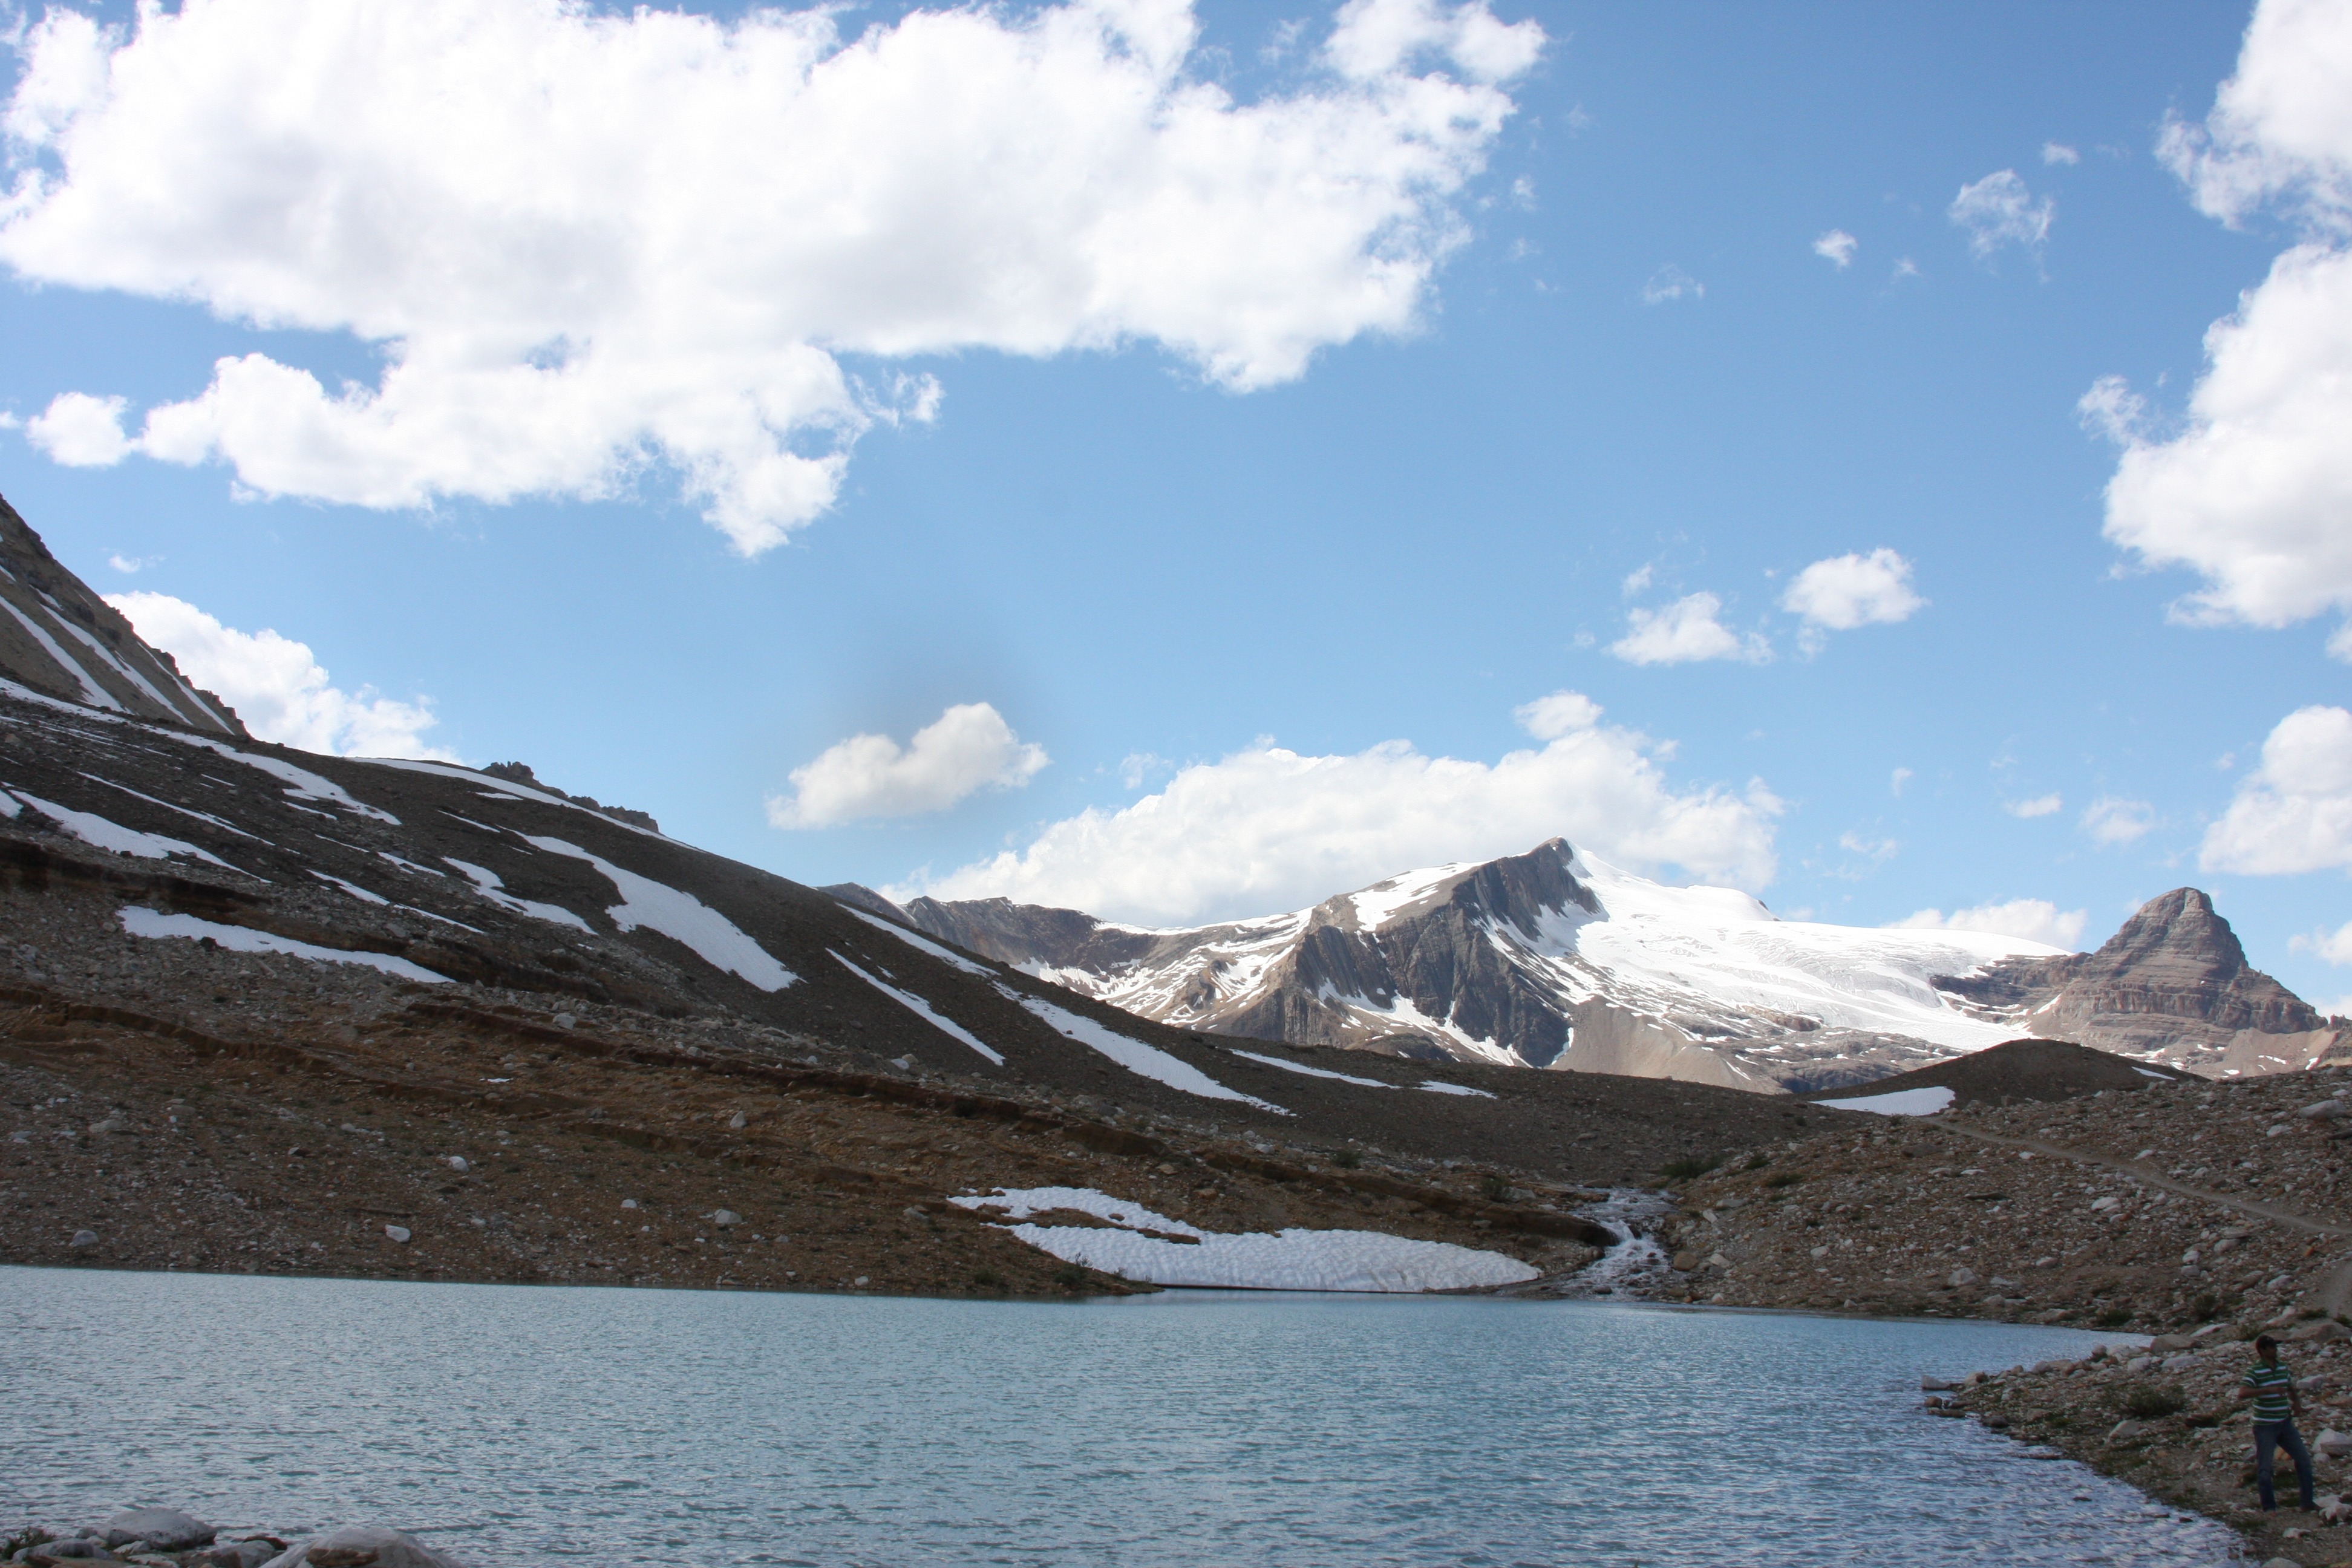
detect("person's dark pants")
[2254,1419,2314,1509]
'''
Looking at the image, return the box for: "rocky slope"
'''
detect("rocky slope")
[0,496,1835,1296]
[846,841,2343,1091]
[0,495,241,733]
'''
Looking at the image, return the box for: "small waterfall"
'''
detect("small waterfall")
[1515,1187,1677,1298]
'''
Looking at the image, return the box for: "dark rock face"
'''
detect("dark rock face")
[1938,889,2345,1073]
[482,760,661,834]
[0,492,244,734]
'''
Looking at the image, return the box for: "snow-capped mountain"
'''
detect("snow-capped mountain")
[844,841,2346,1091]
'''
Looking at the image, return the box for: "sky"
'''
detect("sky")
[4,0,2352,1005]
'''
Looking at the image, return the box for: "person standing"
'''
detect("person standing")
[2238,1333,2316,1511]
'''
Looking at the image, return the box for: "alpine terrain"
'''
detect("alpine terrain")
[845,842,2348,1092]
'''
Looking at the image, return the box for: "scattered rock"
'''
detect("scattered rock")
[711,1210,740,1228]
[188,1544,279,1568]
[727,1111,746,1131]
[384,1225,411,1244]
[99,1511,214,1550]
[444,1156,468,1172]
[1921,1374,1959,1391]
[2110,1419,2149,1440]
[2298,1100,2344,1120]
[2148,1333,2197,1353]
[1947,1267,1978,1289]
[69,1229,97,1249]
[2289,1319,2349,1344]
[258,1526,464,1568]
[2316,1429,2352,1458]
[29,1543,113,1562]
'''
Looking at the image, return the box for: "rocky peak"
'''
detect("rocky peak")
[0,493,244,734]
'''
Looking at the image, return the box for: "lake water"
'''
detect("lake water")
[1,1267,2242,1567]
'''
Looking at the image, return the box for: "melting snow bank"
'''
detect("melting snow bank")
[999,986,1287,1112]
[526,836,797,990]
[953,1186,1539,1292]
[1227,1048,1498,1099]
[1812,1084,1956,1116]
[117,907,452,983]
[830,951,1003,1064]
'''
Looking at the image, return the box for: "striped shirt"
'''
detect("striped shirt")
[2243,1360,2295,1423]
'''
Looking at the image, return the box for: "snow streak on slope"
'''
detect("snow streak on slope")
[119,907,451,983]
[528,835,797,990]
[831,950,1003,1064]
[995,984,1285,1112]
[443,857,594,933]
[841,903,993,976]
[5,789,240,871]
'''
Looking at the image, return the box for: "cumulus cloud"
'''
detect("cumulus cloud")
[2290,919,2352,965]
[768,702,1048,829]
[1890,899,2087,950]
[2096,0,2352,652]
[106,591,454,759]
[1948,169,2054,259]
[1811,229,1857,268]
[1780,548,1925,635]
[2081,795,2157,846]
[2200,704,2352,874]
[2005,792,2063,818]
[2042,142,2080,166]
[890,691,1783,925]
[1,0,1541,555]
[1640,264,1704,304]
[1609,592,1770,667]
[24,391,132,466]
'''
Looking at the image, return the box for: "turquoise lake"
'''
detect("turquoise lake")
[0,1267,2243,1566]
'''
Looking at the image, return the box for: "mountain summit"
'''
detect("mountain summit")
[847,844,2345,1091]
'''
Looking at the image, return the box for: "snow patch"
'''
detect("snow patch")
[309,870,389,905]
[0,596,120,710]
[995,984,1285,1111]
[952,1186,1538,1292]
[840,903,993,976]
[1417,1080,1496,1098]
[118,906,451,983]
[371,758,668,838]
[829,950,1003,1064]
[443,857,593,933]
[1811,1084,1956,1116]
[80,773,261,838]
[525,836,796,989]
[171,734,399,823]
[1229,1048,1393,1088]
[6,789,240,871]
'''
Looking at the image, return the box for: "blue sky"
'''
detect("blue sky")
[5,0,2352,1002]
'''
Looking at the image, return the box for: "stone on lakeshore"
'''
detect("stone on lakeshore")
[2316,1429,2352,1457]
[188,1544,278,1568]
[258,1526,465,1568]
[2110,1419,2149,1439]
[711,1209,741,1227]
[1670,1249,1699,1271]
[384,1225,411,1244]
[70,1230,97,1249]
[1947,1267,1977,1289]
[30,1542,113,1561]
[2289,1319,2349,1343]
[2148,1332,2197,1352]
[2259,1558,2302,1568]
[444,1156,468,1173]
[2298,1100,2345,1120]
[99,1511,214,1550]
[1921,1374,1959,1391]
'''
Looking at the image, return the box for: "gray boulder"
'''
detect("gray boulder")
[100,1511,214,1550]
[30,1542,113,1561]
[189,1542,279,1568]
[259,1526,465,1568]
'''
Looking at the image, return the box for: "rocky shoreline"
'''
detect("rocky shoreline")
[6,1511,459,1568]
[1646,1060,2352,1564]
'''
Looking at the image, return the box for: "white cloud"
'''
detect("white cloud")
[105,590,454,759]
[2290,919,2352,965]
[2075,373,2149,445]
[1947,169,2054,259]
[23,391,132,466]
[1890,899,2087,950]
[106,552,158,574]
[890,693,1782,925]
[1640,264,1704,304]
[1609,592,1771,666]
[1619,563,1653,596]
[0,0,1541,555]
[2200,704,2352,874]
[1811,229,1857,268]
[1891,256,1921,281]
[767,702,1048,829]
[1890,766,1914,797]
[2081,795,2157,846]
[1779,548,1925,632]
[2042,142,2080,166]
[2005,792,2063,818]
[2095,0,2352,651]
[1512,689,1603,740]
